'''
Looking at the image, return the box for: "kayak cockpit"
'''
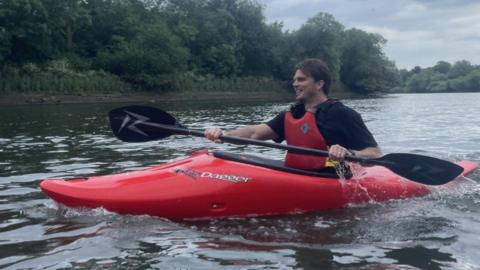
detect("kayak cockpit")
[212,151,342,178]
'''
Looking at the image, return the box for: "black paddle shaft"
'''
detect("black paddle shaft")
[109,106,465,185]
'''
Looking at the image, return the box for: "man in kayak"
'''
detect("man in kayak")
[205,58,383,171]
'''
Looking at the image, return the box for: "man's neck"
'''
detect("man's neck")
[304,95,328,112]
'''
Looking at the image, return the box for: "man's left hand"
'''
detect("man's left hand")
[328,144,352,161]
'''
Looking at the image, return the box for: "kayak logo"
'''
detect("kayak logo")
[200,171,252,183]
[172,167,251,183]
[172,167,201,179]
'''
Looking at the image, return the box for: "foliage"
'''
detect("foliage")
[293,13,344,79]
[0,61,131,93]
[399,60,480,93]
[0,0,436,95]
[170,72,288,93]
[340,28,400,93]
[95,19,189,90]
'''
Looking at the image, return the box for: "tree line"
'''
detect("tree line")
[0,0,477,95]
[396,60,480,93]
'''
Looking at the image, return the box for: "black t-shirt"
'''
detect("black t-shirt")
[265,100,378,151]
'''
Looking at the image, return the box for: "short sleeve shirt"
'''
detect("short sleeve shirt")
[265,100,378,151]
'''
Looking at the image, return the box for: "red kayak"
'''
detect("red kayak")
[40,150,478,220]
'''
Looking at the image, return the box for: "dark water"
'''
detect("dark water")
[0,93,479,270]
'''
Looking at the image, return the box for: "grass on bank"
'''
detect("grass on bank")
[0,61,290,95]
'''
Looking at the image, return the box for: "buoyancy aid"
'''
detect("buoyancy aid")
[284,111,328,170]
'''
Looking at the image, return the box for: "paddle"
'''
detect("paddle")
[109,105,464,186]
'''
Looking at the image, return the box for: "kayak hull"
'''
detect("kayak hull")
[40,150,478,220]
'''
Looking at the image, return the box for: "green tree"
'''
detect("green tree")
[165,0,242,76]
[263,22,293,80]
[398,69,410,85]
[449,60,474,78]
[225,0,285,77]
[0,0,51,63]
[293,13,344,79]
[425,73,448,92]
[433,61,451,74]
[43,0,91,53]
[0,26,11,61]
[411,66,422,75]
[96,18,189,89]
[406,71,431,92]
[340,28,399,93]
[463,69,480,91]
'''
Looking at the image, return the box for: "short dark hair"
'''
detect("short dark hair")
[295,59,332,95]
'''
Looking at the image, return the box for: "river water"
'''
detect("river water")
[0,93,479,269]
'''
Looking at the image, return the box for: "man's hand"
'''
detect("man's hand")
[204,128,223,143]
[328,144,353,161]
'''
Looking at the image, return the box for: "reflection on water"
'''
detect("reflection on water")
[0,93,479,269]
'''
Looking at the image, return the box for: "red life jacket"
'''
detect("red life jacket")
[284,111,328,170]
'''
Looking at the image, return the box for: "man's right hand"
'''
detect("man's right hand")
[204,128,224,143]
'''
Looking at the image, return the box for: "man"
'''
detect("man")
[205,58,382,171]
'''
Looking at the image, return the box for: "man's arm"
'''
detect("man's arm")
[351,146,383,159]
[329,145,383,161]
[329,106,382,161]
[205,124,279,143]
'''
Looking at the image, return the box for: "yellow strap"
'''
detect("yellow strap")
[325,159,339,167]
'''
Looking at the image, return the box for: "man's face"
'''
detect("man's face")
[292,70,324,103]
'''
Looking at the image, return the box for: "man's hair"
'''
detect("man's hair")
[295,59,332,95]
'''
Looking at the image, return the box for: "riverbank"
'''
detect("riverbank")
[0,90,297,105]
[0,81,366,105]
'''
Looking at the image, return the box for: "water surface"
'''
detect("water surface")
[0,93,479,269]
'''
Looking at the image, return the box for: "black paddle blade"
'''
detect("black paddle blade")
[377,153,464,185]
[109,106,179,142]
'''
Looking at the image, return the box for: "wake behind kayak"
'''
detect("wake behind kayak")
[40,149,478,220]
